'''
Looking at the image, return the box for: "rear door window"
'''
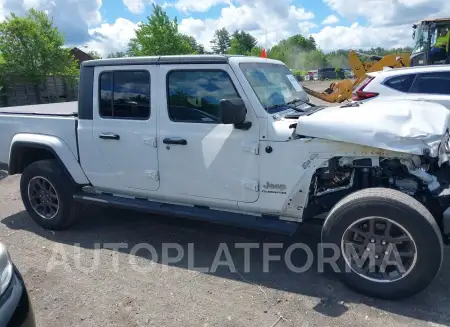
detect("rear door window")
[99,70,151,119]
[383,74,416,92]
[409,72,450,95]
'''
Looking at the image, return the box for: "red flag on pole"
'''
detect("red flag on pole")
[260,48,267,58]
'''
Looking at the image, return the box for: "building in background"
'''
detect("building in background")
[70,47,94,66]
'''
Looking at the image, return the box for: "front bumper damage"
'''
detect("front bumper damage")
[438,129,450,166]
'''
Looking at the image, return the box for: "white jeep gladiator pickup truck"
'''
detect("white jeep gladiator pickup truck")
[1,55,450,299]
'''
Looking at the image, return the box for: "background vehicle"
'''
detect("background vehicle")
[318,68,343,80]
[0,243,35,327]
[303,17,450,103]
[411,18,450,66]
[304,70,319,81]
[0,55,450,300]
[305,71,315,81]
[343,69,355,79]
[352,65,450,105]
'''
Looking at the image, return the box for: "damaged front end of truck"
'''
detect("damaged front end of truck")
[293,100,450,242]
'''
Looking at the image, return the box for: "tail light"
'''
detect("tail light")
[353,90,379,100]
[352,77,378,101]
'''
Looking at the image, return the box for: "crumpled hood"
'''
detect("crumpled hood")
[296,100,450,157]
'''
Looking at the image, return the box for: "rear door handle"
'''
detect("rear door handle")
[99,133,120,140]
[163,137,187,145]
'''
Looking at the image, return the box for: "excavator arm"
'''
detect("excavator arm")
[303,51,411,103]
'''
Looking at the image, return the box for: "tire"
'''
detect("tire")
[321,188,443,300]
[20,159,80,230]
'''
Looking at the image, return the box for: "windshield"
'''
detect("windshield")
[239,63,309,114]
[412,24,429,54]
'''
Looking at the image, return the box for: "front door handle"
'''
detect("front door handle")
[163,137,187,145]
[99,133,120,140]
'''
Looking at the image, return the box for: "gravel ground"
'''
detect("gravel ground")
[1,83,450,327]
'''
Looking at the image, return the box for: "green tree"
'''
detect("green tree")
[182,35,205,54]
[228,30,257,55]
[107,51,127,58]
[127,4,194,56]
[324,47,413,67]
[308,36,317,49]
[267,44,287,63]
[87,50,102,59]
[210,28,231,54]
[304,50,328,69]
[249,46,264,57]
[284,34,317,52]
[0,9,78,84]
[325,50,350,68]
[267,34,323,68]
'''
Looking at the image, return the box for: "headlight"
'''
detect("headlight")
[0,243,13,295]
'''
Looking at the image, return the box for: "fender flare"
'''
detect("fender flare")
[9,133,90,185]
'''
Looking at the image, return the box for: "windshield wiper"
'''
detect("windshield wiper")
[286,98,316,107]
[340,102,360,108]
[266,103,305,112]
[285,105,328,119]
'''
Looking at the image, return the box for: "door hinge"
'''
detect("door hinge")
[243,179,259,192]
[145,170,159,181]
[242,142,259,155]
[144,137,157,148]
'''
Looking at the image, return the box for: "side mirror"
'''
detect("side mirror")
[219,98,247,125]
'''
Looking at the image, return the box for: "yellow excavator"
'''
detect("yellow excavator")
[303,17,450,103]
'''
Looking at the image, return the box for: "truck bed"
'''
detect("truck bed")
[0,103,79,166]
[0,101,78,116]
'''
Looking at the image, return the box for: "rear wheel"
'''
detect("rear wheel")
[20,160,80,230]
[322,188,443,299]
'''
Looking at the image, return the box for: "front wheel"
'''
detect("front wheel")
[321,188,443,300]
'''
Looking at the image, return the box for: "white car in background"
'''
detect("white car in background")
[352,65,450,107]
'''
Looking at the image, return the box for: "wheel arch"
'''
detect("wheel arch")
[8,134,90,185]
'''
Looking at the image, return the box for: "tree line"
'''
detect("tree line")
[119,4,412,71]
[0,5,413,86]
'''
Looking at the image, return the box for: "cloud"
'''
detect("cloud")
[171,0,230,13]
[299,21,317,34]
[321,14,339,25]
[0,1,4,21]
[122,0,154,14]
[86,18,139,56]
[289,5,315,20]
[179,1,315,51]
[314,0,450,51]
[323,0,450,26]
[312,22,412,51]
[1,0,102,45]
[123,0,145,14]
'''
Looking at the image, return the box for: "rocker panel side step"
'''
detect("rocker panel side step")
[73,193,298,235]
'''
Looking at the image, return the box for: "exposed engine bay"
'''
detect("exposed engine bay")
[304,155,450,220]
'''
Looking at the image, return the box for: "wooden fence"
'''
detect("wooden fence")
[0,76,79,107]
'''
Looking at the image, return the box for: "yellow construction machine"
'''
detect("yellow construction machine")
[303,17,450,103]
[303,50,411,103]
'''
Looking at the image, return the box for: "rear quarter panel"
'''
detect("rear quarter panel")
[0,114,79,165]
